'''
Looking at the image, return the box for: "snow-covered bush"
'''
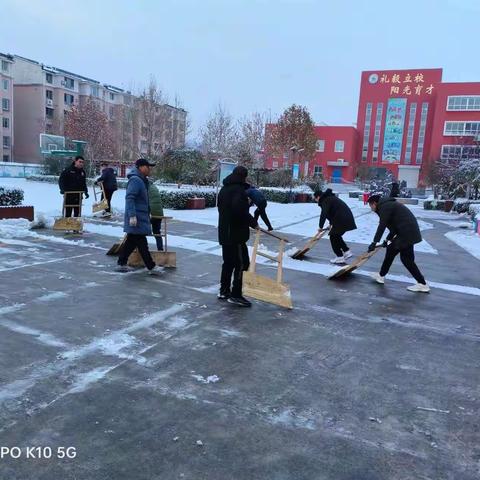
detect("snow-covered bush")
[0,186,24,206]
[158,190,216,209]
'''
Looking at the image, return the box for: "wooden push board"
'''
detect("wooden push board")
[128,250,176,268]
[328,247,382,279]
[291,229,328,259]
[53,217,83,232]
[243,271,293,309]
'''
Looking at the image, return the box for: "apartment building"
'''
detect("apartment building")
[10,55,187,164]
[1,53,14,162]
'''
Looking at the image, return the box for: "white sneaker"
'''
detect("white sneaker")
[343,251,353,260]
[370,272,385,284]
[330,256,345,264]
[407,283,430,293]
[148,265,164,275]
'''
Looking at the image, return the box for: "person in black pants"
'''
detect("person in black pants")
[314,189,357,264]
[117,159,161,274]
[246,186,273,231]
[367,194,429,292]
[217,166,258,307]
[95,163,118,214]
[58,155,89,217]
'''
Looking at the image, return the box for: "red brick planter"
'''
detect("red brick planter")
[294,193,312,203]
[186,198,206,209]
[0,205,34,221]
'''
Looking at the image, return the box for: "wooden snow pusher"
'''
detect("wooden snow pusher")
[53,191,83,232]
[243,228,292,309]
[128,216,176,268]
[106,235,127,256]
[290,227,329,259]
[328,246,382,279]
[92,181,109,214]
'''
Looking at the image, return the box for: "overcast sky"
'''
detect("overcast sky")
[2,0,478,141]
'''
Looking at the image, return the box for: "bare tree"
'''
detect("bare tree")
[236,112,266,169]
[64,98,115,164]
[199,104,239,160]
[137,77,169,159]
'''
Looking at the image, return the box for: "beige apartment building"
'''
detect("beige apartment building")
[11,55,187,164]
[1,53,14,162]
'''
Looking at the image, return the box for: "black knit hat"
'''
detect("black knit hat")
[232,165,248,179]
[368,194,382,204]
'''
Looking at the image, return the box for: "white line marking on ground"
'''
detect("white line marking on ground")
[0,253,92,272]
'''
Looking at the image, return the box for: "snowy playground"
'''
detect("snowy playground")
[1,178,480,479]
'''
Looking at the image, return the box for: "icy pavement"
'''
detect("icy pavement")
[1,180,480,479]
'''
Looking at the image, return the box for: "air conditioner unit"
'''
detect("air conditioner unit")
[46,99,53,107]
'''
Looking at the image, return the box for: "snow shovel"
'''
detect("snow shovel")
[92,182,109,214]
[53,192,83,232]
[128,216,176,268]
[106,235,127,256]
[243,228,293,309]
[328,245,383,279]
[291,227,330,259]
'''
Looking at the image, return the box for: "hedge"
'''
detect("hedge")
[0,186,24,206]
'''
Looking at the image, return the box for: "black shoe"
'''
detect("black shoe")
[268,227,274,231]
[227,296,252,307]
[115,265,132,273]
[217,292,230,300]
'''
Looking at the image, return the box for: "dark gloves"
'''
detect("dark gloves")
[368,242,377,252]
[84,192,89,199]
[60,191,64,195]
[382,240,388,248]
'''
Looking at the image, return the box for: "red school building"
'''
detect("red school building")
[264,68,480,187]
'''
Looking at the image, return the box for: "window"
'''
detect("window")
[64,93,74,106]
[415,103,429,164]
[3,136,11,147]
[2,98,10,111]
[3,154,10,162]
[46,90,53,100]
[272,161,278,168]
[91,86,99,97]
[2,79,8,90]
[109,106,114,118]
[283,152,289,160]
[2,117,9,128]
[1,60,9,72]
[362,103,373,161]
[316,139,325,152]
[64,77,74,89]
[46,73,53,84]
[109,92,115,101]
[334,140,344,153]
[441,145,480,161]
[314,165,323,176]
[372,103,383,163]
[404,103,417,164]
[447,96,480,111]
[444,121,480,136]
[45,107,54,118]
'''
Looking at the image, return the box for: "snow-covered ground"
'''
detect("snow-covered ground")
[2,177,478,258]
[445,230,480,261]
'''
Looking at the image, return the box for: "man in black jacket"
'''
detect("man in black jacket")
[58,156,89,217]
[217,166,258,307]
[314,189,357,264]
[367,195,429,292]
[95,163,118,214]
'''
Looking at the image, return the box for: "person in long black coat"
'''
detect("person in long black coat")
[367,195,429,292]
[95,163,118,214]
[58,156,89,217]
[217,166,258,307]
[314,189,357,264]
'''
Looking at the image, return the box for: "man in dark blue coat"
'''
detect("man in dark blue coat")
[117,159,161,274]
[95,163,118,214]
[217,166,258,307]
[246,186,273,231]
